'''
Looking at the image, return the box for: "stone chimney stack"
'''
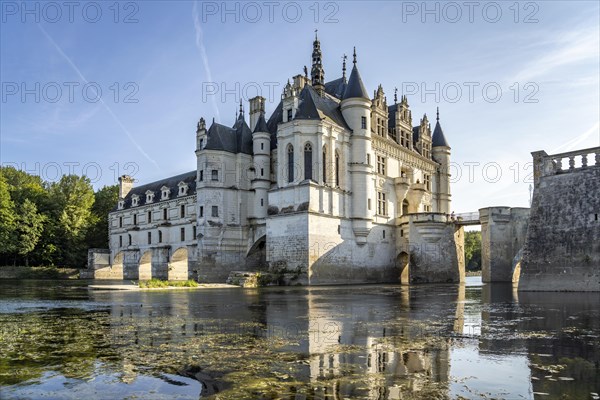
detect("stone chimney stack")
[118,175,134,199]
[293,74,308,91]
[249,96,265,131]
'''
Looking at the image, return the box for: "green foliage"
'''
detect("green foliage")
[15,200,46,266]
[0,172,17,255]
[464,231,482,271]
[0,167,118,269]
[138,279,199,288]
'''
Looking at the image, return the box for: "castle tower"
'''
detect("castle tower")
[310,31,325,95]
[251,110,271,219]
[431,108,451,213]
[340,47,373,244]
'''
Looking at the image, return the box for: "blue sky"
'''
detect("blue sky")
[1,0,599,213]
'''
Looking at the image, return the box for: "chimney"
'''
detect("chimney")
[249,96,265,131]
[118,175,135,198]
[293,74,308,91]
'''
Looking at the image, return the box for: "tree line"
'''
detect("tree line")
[0,166,118,268]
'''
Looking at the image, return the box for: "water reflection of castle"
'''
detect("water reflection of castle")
[88,284,600,399]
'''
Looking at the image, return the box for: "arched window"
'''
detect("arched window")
[287,144,294,183]
[402,199,409,215]
[322,145,327,185]
[304,142,313,181]
[335,151,340,187]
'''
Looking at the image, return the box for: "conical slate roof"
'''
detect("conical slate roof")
[432,110,450,147]
[253,112,269,133]
[342,65,369,100]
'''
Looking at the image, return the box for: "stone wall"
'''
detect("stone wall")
[479,207,530,283]
[519,148,600,291]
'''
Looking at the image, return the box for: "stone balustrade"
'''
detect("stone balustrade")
[532,146,600,187]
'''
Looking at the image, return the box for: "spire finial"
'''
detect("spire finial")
[239,98,243,115]
[342,54,347,81]
[394,87,398,103]
[315,28,318,40]
[353,47,357,65]
[436,107,440,121]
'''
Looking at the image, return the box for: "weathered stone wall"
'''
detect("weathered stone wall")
[397,213,465,283]
[480,207,530,283]
[520,155,600,291]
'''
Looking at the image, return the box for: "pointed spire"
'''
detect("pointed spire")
[342,54,347,82]
[432,107,449,148]
[311,32,325,95]
[239,98,243,115]
[436,107,440,122]
[353,46,357,65]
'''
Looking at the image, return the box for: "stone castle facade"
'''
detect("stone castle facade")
[102,35,459,284]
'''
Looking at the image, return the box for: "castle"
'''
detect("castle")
[100,35,461,284]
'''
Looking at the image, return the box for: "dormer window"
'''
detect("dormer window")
[178,182,189,197]
[145,190,155,204]
[161,186,170,200]
[131,195,139,207]
[118,200,124,210]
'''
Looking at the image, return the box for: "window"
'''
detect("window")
[361,116,367,129]
[193,225,197,239]
[287,109,292,121]
[287,145,294,183]
[163,208,168,220]
[180,227,185,241]
[383,230,386,239]
[118,200,124,210]
[402,199,409,215]
[260,168,264,177]
[261,143,264,150]
[180,204,185,218]
[158,230,162,243]
[304,143,313,180]
[322,146,327,184]
[147,211,152,223]
[119,235,122,247]
[424,174,431,191]
[119,216,123,228]
[133,214,137,225]
[128,234,132,246]
[367,153,371,165]
[400,229,404,237]
[162,188,170,200]
[147,232,152,244]
[376,155,386,175]
[211,206,218,217]
[211,170,218,181]
[260,198,264,206]
[199,138,203,149]
[132,195,139,207]
[199,206,204,217]
[199,170,204,181]
[335,151,340,187]
[377,192,387,215]
[368,198,372,210]
[146,191,154,203]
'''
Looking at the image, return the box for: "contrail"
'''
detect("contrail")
[37,24,161,170]
[193,1,221,123]
[551,121,600,154]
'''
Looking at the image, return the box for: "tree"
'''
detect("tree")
[464,231,482,271]
[0,172,17,257]
[15,199,46,266]
[87,185,119,249]
[47,175,95,267]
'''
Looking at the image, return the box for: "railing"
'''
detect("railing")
[452,212,480,224]
[532,146,600,187]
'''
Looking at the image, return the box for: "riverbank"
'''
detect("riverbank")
[88,283,238,291]
[0,266,80,279]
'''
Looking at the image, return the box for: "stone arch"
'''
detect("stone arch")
[111,251,125,278]
[139,250,152,281]
[246,235,267,270]
[168,247,189,281]
[397,251,410,284]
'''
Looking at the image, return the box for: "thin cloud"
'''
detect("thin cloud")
[192,1,220,123]
[551,121,600,153]
[513,28,599,82]
[37,24,160,170]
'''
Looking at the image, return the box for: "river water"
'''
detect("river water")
[0,277,598,399]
